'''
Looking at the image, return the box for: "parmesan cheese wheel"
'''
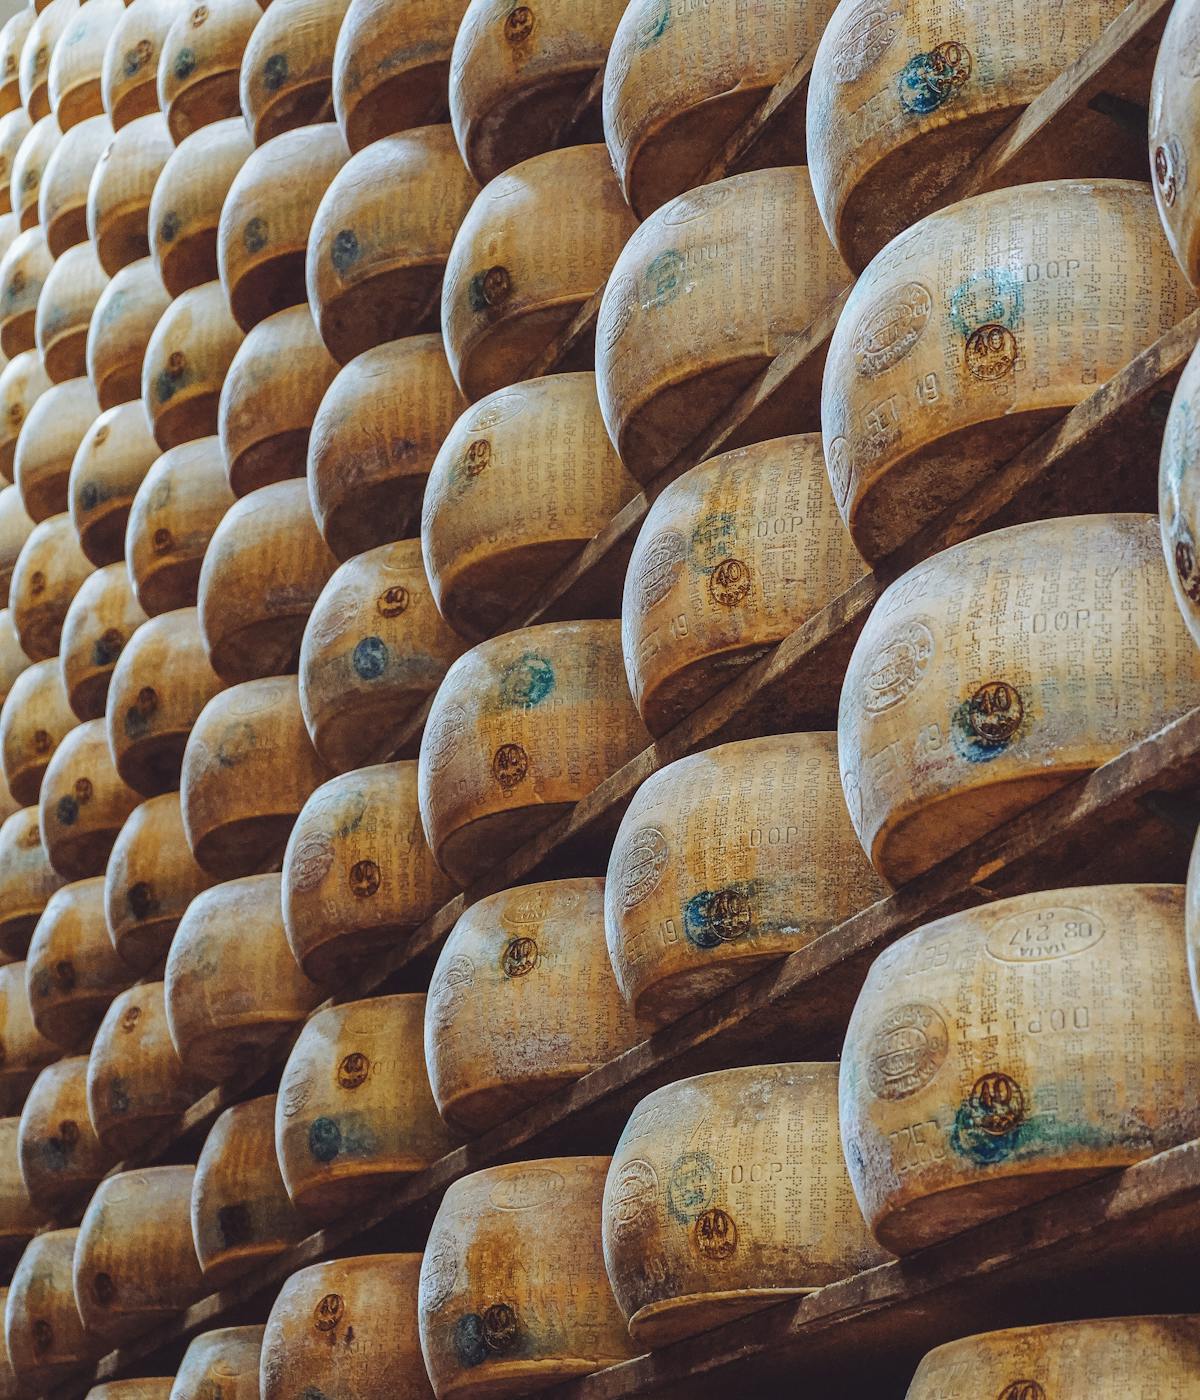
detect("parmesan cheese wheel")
[0,1120,43,1270]
[90,1385,175,1399]
[69,401,160,566]
[0,12,33,119]
[124,435,235,615]
[18,1055,114,1211]
[173,1327,264,1400]
[149,116,253,297]
[596,168,852,485]
[606,732,884,1024]
[418,1156,634,1398]
[841,885,1200,1253]
[0,778,61,925]
[39,112,110,255]
[73,1165,205,1342]
[10,513,91,662]
[141,278,244,450]
[10,114,60,231]
[239,0,349,146]
[180,674,333,876]
[217,303,336,496]
[39,718,138,879]
[260,1254,432,1400]
[6,1229,101,1389]
[0,963,57,1111]
[0,227,52,357]
[1160,337,1200,650]
[0,109,28,217]
[86,257,171,411]
[101,0,182,130]
[19,0,76,124]
[275,993,458,1219]
[306,126,478,365]
[0,780,17,830]
[105,608,224,797]
[443,144,636,402]
[823,181,1196,562]
[14,375,99,521]
[191,1099,302,1285]
[299,539,465,772]
[0,485,34,593]
[216,122,348,332]
[282,761,456,985]
[86,112,172,276]
[104,791,216,972]
[307,332,464,560]
[419,619,650,884]
[198,478,337,683]
[157,0,261,143]
[0,613,21,707]
[58,562,145,720]
[426,876,643,1134]
[839,515,1200,887]
[0,1289,32,1400]
[0,209,17,275]
[0,662,76,805]
[35,244,105,383]
[47,0,121,133]
[422,371,638,641]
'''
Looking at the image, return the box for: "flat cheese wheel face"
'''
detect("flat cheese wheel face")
[101,0,183,130]
[47,0,122,133]
[6,1229,101,1389]
[0,963,58,1113]
[0,228,53,359]
[239,0,349,146]
[38,717,138,880]
[0,661,77,807]
[86,257,171,412]
[69,401,160,568]
[86,113,173,276]
[58,561,145,721]
[0,807,65,958]
[0,1118,43,1266]
[18,1056,115,1212]
[141,278,244,451]
[839,514,1200,887]
[157,0,261,143]
[172,1328,263,1400]
[39,112,109,255]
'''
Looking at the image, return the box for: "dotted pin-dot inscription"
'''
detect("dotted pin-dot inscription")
[832,0,904,82]
[481,1302,518,1352]
[376,585,409,617]
[619,826,669,909]
[609,1158,658,1234]
[864,619,934,713]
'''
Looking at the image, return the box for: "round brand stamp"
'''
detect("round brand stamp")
[501,935,538,978]
[852,281,933,378]
[965,323,1019,381]
[661,184,733,226]
[864,619,935,712]
[965,1072,1025,1136]
[602,270,639,351]
[337,1051,370,1090]
[867,1001,949,1100]
[348,858,381,898]
[492,742,529,790]
[965,680,1023,745]
[618,826,670,909]
[997,1382,1046,1400]
[666,1151,716,1223]
[709,557,752,608]
[608,1158,658,1233]
[693,1207,738,1260]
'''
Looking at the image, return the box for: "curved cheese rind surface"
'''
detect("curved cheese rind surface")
[6,1229,100,1389]
[18,1055,114,1211]
[171,1326,263,1400]
[100,0,181,131]
[68,401,160,567]
[58,562,146,721]
[86,112,172,276]
[0,662,77,807]
[0,806,65,958]
[1159,336,1200,649]
[156,0,261,144]
[86,257,171,412]
[238,0,349,146]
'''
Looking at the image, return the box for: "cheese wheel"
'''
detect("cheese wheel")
[0,1120,43,1271]
[173,1327,264,1400]
[191,1099,302,1285]
[307,332,464,561]
[275,993,457,1220]
[426,876,643,1134]
[86,257,171,412]
[48,0,121,133]
[0,780,17,830]
[10,114,60,231]
[6,1230,101,1389]
[419,619,649,884]
[39,113,110,255]
[69,401,160,566]
[18,1055,114,1211]
[124,435,235,616]
[86,112,172,276]
[0,662,76,805]
[0,109,28,217]
[0,227,52,357]
[38,718,138,879]
[157,0,261,144]
[299,539,465,772]
[606,732,884,1023]
[840,515,1200,887]
[36,247,105,387]
[180,674,333,877]
[198,478,337,683]
[0,12,33,118]
[101,0,182,130]
[1153,2,1200,288]
[217,303,337,496]
[282,761,456,985]
[149,117,253,297]
[239,0,349,146]
[0,1289,32,1400]
[89,1385,175,1399]
[260,1254,432,1400]
[0,771,61,913]
[0,964,57,1111]
[331,0,462,153]
[58,562,146,720]
[14,375,99,521]
[596,168,851,485]
[105,791,217,972]
[0,484,34,593]
[418,1156,635,1399]
[443,144,636,402]
[422,371,637,641]
[823,182,1196,562]
[0,612,21,706]
[10,513,92,662]
[216,122,348,333]
[306,126,478,365]
[141,278,244,450]
[73,1165,204,1342]
[1161,339,1200,650]
[19,0,77,125]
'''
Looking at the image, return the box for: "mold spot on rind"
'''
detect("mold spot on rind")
[331,228,360,274]
[498,651,554,708]
[159,211,181,244]
[173,47,196,79]
[262,52,289,91]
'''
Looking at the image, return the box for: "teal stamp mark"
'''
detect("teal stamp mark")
[948,266,1024,340]
[262,52,288,90]
[352,635,388,680]
[666,1150,717,1223]
[896,41,972,115]
[331,228,360,275]
[951,680,1024,764]
[683,882,754,950]
[173,46,196,79]
[641,249,686,311]
[635,0,671,47]
[950,1072,1027,1164]
[498,651,554,708]
[243,216,268,253]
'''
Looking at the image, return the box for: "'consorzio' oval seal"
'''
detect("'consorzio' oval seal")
[866,1001,949,1100]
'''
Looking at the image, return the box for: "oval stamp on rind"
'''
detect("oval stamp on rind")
[661,184,733,227]
[863,619,935,712]
[867,1001,950,1100]
[489,1165,565,1212]
[467,392,525,433]
[636,529,687,613]
[985,906,1104,964]
[424,702,467,774]
[852,281,933,378]
[608,1158,658,1234]
[831,0,905,83]
[420,1239,459,1311]
[618,826,670,909]
[289,831,335,893]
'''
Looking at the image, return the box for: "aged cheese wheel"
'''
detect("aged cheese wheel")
[173,1327,264,1400]
[606,732,884,1023]
[48,0,122,133]
[0,362,49,487]
[14,375,99,520]
[86,112,172,276]
[1162,338,1200,649]
[141,278,244,450]
[442,144,636,402]
[0,485,34,594]
[216,122,348,332]
[39,112,110,255]
[422,372,637,641]
[1153,1,1200,288]
[6,1229,101,1389]
[180,674,333,876]
[0,109,29,217]
[840,515,1200,887]
[190,1097,303,1284]
[418,619,649,884]
[73,1165,204,1342]
[69,402,160,566]
[282,761,456,985]
[105,791,216,972]
[299,539,464,772]
[260,1254,431,1400]
[0,780,17,830]
[0,227,52,357]
[0,1119,44,1270]
[842,885,1200,1253]
[239,0,350,146]
[101,0,182,130]
[823,182,1195,562]
[19,0,77,124]
[427,876,642,1134]
[0,661,76,805]
[0,12,33,119]
[596,168,851,485]
[0,1288,31,1400]
[158,0,261,143]
[418,1156,634,1398]
[9,513,92,661]
[0,612,21,704]
[306,126,477,365]
[35,245,106,384]
[18,1055,114,1211]
[307,332,464,560]
[124,435,235,615]
[275,994,457,1219]
[217,303,337,496]
[10,114,61,231]
[86,257,170,412]
[149,117,252,297]
[88,1385,175,1399]
[59,563,146,720]
[0,963,58,1111]
[39,718,138,878]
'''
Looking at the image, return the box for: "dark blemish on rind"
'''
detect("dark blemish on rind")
[636,0,671,47]
[54,960,75,992]
[950,1072,1027,1164]
[243,217,268,253]
[682,882,754,949]
[308,1116,342,1162]
[503,6,534,43]
[352,635,388,680]
[93,628,124,666]
[896,40,972,114]
[41,1118,78,1171]
[127,881,159,920]
[453,1313,489,1368]
[55,795,78,826]
[951,681,1024,763]
[301,1390,331,1400]
[217,1201,253,1246]
[694,1206,737,1260]
[331,228,360,274]
[313,1293,344,1331]
[641,249,685,311]
[92,1272,116,1306]
[123,38,152,77]
[688,511,735,573]
[124,685,158,739]
[998,1383,1046,1400]
[666,1149,717,1224]
[348,859,380,898]
[217,721,256,768]
[173,47,196,79]
[376,584,409,617]
[155,351,191,404]
[159,211,181,244]
[262,52,289,90]
[107,1076,131,1115]
[337,1052,369,1090]
[498,651,554,707]
[468,265,511,312]
[31,1319,53,1354]
[1176,528,1200,603]
[79,481,101,511]
[492,743,529,790]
